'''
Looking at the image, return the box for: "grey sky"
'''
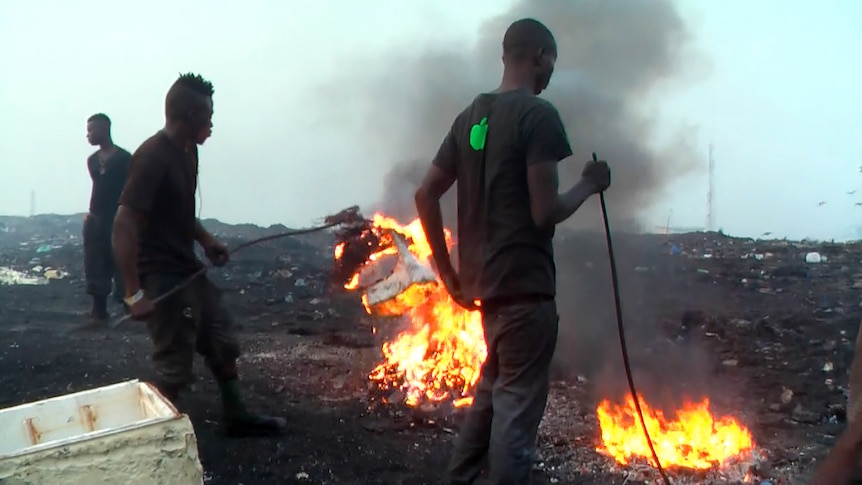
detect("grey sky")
[0,0,858,240]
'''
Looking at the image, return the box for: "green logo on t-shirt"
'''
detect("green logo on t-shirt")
[469,117,488,151]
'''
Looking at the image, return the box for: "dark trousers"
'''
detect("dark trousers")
[142,273,241,389]
[448,299,559,485]
[83,214,124,300]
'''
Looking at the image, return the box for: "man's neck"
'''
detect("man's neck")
[162,124,194,153]
[98,140,115,154]
[497,69,534,94]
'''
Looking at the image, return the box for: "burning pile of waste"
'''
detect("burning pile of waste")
[333,213,486,409]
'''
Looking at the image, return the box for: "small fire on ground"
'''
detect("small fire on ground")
[597,393,755,471]
[333,213,486,409]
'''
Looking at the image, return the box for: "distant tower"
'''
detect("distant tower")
[707,144,715,232]
[29,189,35,218]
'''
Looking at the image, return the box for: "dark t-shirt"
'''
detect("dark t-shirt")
[119,131,202,277]
[87,147,132,218]
[432,89,573,302]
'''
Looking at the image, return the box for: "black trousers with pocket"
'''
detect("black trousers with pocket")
[142,273,241,390]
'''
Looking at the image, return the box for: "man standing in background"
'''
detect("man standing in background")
[84,113,131,325]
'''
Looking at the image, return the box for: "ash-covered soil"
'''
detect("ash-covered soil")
[0,214,858,484]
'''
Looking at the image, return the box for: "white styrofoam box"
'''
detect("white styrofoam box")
[0,379,204,485]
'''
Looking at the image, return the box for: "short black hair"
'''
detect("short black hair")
[87,113,111,126]
[174,72,214,97]
[165,72,214,121]
[502,18,557,61]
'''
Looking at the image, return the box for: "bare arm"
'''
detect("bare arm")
[86,156,98,214]
[112,205,143,295]
[415,165,457,278]
[528,160,598,229]
[112,151,165,297]
[416,126,459,279]
[194,219,216,246]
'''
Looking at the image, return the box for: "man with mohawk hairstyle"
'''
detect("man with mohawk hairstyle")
[415,18,610,484]
[112,72,287,437]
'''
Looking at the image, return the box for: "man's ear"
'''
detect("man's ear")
[533,47,546,67]
[184,108,207,124]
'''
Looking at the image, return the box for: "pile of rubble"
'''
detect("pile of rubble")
[0,214,342,322]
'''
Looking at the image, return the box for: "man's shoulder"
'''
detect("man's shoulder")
[128,133,176,176]
[116,146,133,159]
[465,91,559,127]
[131,132,170,160]
[504,92,558,117]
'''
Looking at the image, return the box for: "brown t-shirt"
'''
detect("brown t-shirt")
[432,89,573,302]
[119,131,202,277]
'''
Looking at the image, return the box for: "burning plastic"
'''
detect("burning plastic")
[333,213,486,409]
[363,232,438,316]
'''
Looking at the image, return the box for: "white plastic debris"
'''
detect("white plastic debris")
[0,266,48,286]
[364,231,437,312]
[805,252,823,263]
[44,268,66,280]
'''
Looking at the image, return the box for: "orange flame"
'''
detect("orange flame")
[596,393,755,470]
[335,213,486,408]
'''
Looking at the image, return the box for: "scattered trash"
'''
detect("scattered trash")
[0,267,49,286]
[273,269,293,279]
[805,252,823,263]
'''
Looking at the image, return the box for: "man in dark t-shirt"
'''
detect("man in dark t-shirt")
[415,19,611,484]
[112,73,286,438]
[83,113,131,324]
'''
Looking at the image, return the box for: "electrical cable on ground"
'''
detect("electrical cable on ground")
[110,206,362,329]
[594,152,672,485]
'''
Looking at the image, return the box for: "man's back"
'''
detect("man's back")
[432,89,573,302]
[119,131,201,276]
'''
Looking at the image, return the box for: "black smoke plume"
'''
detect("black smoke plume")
[327,0,722,406]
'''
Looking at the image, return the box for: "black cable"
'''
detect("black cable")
[594,152,672,485]
[109,221,344,329]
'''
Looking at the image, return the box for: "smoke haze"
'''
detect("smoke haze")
[337,0,704,227]
[327,0,718,404]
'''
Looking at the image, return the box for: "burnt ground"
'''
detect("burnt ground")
[1,214,860,484]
